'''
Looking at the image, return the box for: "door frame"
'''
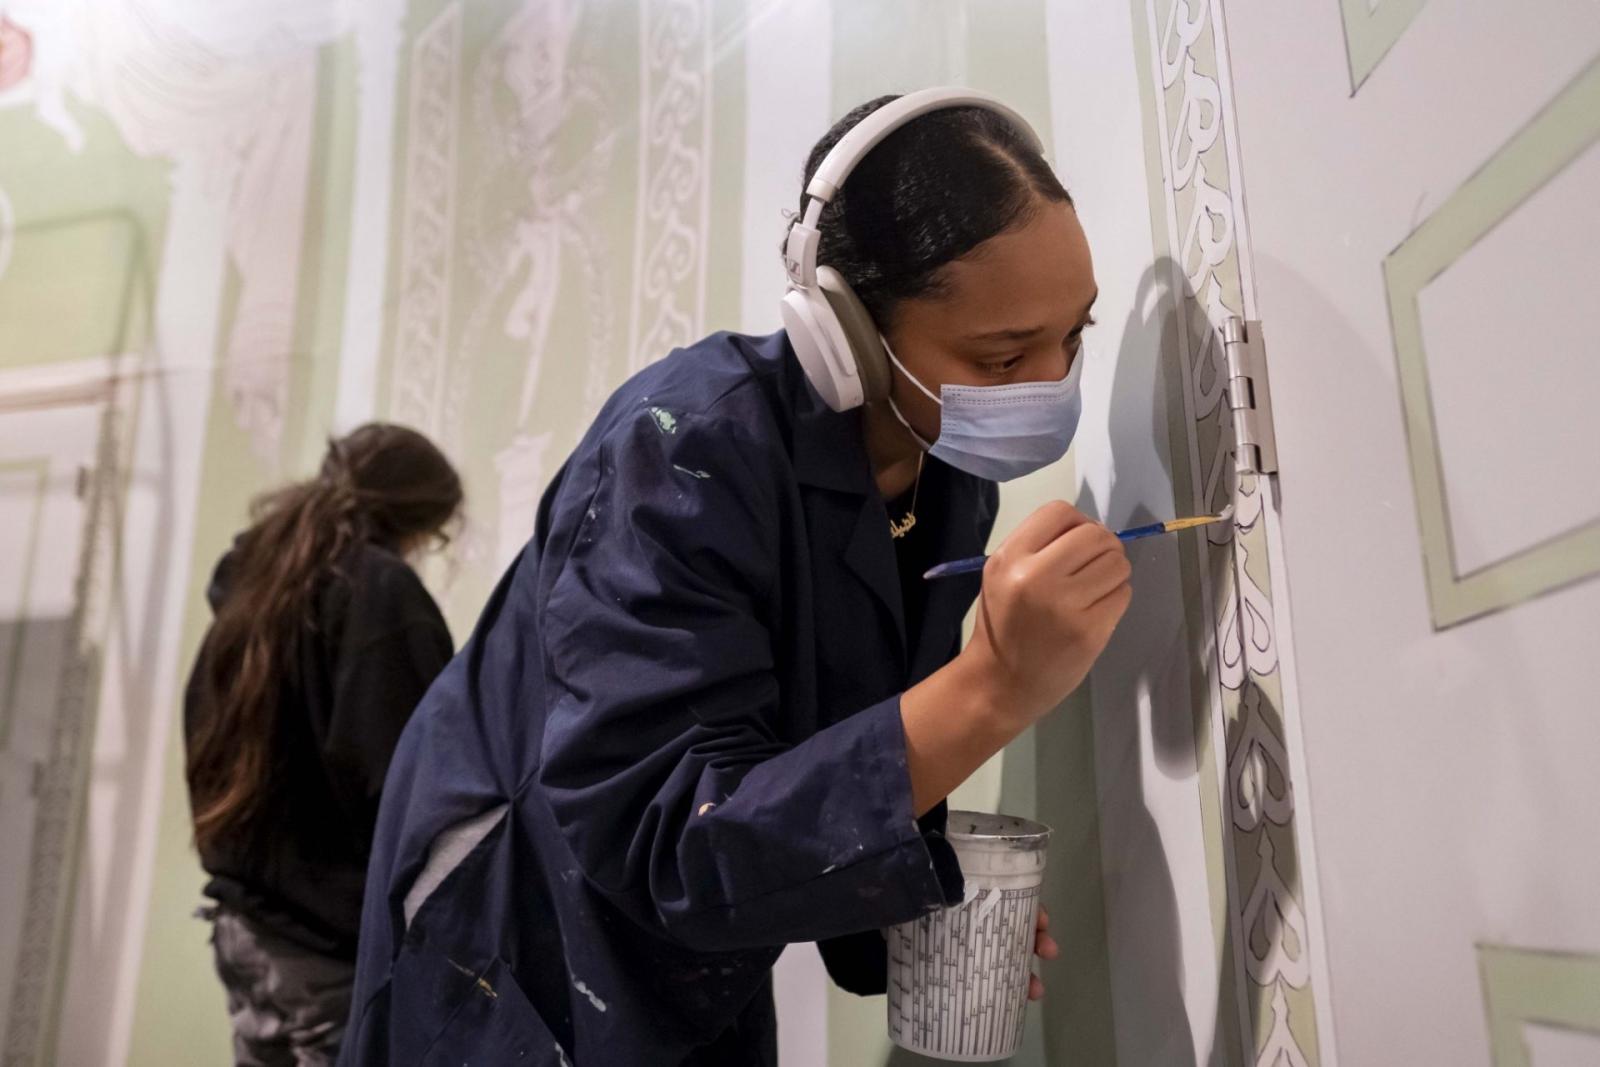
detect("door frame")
[0,355,138,1066]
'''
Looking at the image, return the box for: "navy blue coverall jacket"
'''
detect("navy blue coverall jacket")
[340,330,998,1065]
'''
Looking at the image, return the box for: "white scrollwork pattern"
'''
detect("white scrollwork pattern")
[1260,984,1314,1067]
[1230,689,1295,832]
[627,0,710,374]
[390,2,462,439]
[1242,833,1311,989]
[1143,0,1320,1063]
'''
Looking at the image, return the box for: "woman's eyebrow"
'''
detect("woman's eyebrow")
[963,290,1100,343]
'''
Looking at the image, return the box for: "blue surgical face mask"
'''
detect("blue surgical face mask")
[883,337,1084,483]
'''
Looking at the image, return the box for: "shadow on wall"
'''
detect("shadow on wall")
[1067,255,1202,1067]
[880,254,1304,1066]
[1076,254,1301,1067]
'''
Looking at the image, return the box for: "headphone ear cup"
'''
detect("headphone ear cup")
[817,266,891,405]
[781,286,864,411]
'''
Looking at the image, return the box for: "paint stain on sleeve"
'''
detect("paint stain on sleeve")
[673,464,711,480]
[648,406,678,434]
[574,978,609,1013]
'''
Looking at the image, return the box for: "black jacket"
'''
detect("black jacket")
[184,542,453,957]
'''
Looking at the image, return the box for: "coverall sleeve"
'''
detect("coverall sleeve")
[539,407,962,953]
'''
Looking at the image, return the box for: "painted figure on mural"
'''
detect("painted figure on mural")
[342,91,1127,1065]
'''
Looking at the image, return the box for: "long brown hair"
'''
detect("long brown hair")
[187,423,463,852]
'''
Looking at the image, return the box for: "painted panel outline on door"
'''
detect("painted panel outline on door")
[1383,53,1600,630]
[1477,944,1600,1067]
[0,360,136,1067]
[1338,0,1426,93]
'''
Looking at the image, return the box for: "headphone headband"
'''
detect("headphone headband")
[806,88,1044,205]
[784,88,1046,288]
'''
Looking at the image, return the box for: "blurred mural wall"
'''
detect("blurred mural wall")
[0,1,1274,1064]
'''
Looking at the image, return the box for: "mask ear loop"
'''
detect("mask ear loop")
[880,335,938,451]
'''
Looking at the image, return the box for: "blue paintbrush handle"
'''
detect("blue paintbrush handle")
[921,556,990,579]
[923,521,1179,580]
[1115,521,1168,542]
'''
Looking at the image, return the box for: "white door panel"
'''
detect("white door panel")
[1222,3,1600,1064]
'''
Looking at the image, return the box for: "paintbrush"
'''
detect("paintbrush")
[922,504,1235,580]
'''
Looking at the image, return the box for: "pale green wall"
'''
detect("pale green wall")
[0,2,1118,1063]
[0,104,166,370]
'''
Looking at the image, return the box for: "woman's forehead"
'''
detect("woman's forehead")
[903,204,1096,337]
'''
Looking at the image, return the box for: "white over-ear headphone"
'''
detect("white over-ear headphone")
[780,87,1046,412]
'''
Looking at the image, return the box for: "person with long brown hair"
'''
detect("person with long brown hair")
[184,422,463,1067]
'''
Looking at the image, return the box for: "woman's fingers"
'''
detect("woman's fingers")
[1034,928,1060,961]
[1031,905,1057,1001]
[1002,500,1090,556]
[1034,905,1058,958]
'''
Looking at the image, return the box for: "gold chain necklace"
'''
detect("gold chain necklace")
[889,452,925,540]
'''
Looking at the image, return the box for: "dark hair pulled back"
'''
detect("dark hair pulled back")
[186,423,462,852]
[795,94,1073,327]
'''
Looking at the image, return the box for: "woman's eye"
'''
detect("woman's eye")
[1065,318,1096,352]
[981,356,1024,377]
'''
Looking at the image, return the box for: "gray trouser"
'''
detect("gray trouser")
[205,906,356,1067]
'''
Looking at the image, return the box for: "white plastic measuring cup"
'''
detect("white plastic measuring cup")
[887,811,1051,1062]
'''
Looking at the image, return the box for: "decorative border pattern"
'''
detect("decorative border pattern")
[1338,0,1426,92]
[626,0,711,375]
[1384,53,1600,629]
[1478,945,1600,1066]
[389,1,462,438]
[1137,2,1322,1063]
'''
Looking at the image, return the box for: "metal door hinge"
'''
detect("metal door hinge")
[1222,318,1278,475]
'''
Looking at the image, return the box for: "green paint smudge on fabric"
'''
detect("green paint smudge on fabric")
[673,465,711,480]
[648,407,678,434]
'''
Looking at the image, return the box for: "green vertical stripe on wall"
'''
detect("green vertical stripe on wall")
[1035,686,1118,1067]
[964,0,1055,159]
[126,257,265,1066]
[126,28,367,1057]
[375,0,456,425]
[831,0,964,115]
[826,5,1123,1064]
[287,39,362,473]
[705,0,747,333]
[829,8,959,1061]
[966,12,1083,1062]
